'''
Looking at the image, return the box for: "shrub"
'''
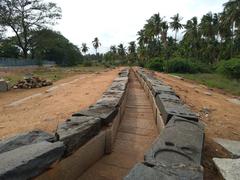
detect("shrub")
[217,58,240,79]
[166,58,211,73]
[145,57,164,71]
[83,61,93,67]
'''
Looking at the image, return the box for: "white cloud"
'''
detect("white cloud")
[50,0,227,53]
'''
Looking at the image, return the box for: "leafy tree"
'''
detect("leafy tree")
[0,0,61,58]
[170,13,183,41]
[92,37,101,54]
[29,29,82,66]
[0,26,5,41]
[0,37,20,58]
[81,43,89,55]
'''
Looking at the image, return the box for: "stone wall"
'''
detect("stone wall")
[0,68,130,180]
[124,68,205,180]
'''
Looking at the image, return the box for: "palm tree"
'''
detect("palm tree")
[117,43,126,58]
[151,13,163,41]
[81,43,89,55]
[160,21,169,49]
[92,37,101,54]
[223,0,240,58]
[170,13,183,42]
[110,45,117,54]
[128,41,136,54]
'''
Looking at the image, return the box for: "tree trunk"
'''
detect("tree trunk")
[175,31,177,42]
[23,48,28,59]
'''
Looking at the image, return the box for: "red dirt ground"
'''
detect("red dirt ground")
[154,72,240,179]
[0,68,121,139]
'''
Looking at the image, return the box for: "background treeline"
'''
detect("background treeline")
[0,0,239,79]
[102,0,240,79]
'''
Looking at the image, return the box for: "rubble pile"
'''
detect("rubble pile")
[13,77,52,89]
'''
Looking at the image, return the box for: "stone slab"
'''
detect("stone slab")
[213,158,240,180]
[0,141,65,179]
[124,163,203,180]
[0,79,8,92]
[145,116,204,166]
[56,116,101,155]
[72,104,118,125]
[214,138,240,158]
[0,130,56,154]
[156,98,198,124]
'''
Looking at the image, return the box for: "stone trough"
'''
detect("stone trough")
[0,68,130,180]
[0,67,205,180]
[124,68,205,180]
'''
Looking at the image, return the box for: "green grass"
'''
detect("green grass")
[173,73,240,96]
[1,65,106,85]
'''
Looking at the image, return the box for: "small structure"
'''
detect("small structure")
[0,79,9,92]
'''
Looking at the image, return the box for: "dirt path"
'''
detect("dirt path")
[79,71,158,180]
[154,72,240,179]
[0,68,121,139]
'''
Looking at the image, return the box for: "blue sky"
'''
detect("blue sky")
[50,0,227,53]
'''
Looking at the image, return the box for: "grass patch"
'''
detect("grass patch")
[1,65,106,85]
[173,73,240,96]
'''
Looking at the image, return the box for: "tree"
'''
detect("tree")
[110,45,117,54]
[117,43,126,58]
[128,41,136,54]
[0,26,5,41]
[29,29,82,66]
[170,13,183,42]
[81,43,89,55]
[0,37,20,58]
[223,0,240,58]
[92,37,101,54]
[0,0,61,58]
[160,21,169,49]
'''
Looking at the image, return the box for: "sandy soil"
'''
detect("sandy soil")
[154,72,240,179]
[0,68,121,139]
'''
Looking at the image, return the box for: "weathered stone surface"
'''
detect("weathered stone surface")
[156,93,181,102]
[151,84,175,97]
[0,79,8,92]
[118,68,129,77]
[103,89,124,97]
[72,104,118,125]
[214,138,240,158]
[145,116,204,166]
[113,77,128,83]
[124,163,171,180]
[0,141,65,180]
[213,158,240,180]
[0,130,56,154]
[108,81,127,91]
[156,98,198,124]
[124,163,203,180]
[56,116,101,155]
[96,96,121,108]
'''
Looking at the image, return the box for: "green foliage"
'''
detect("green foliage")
[217,58,240,79]
[0,38,20,58]
[145,57,164,71]
[175,73,240,96]
[31,29,83,66]
[83,61,93,67]
[0,0,62,58]
[167,58,210,73]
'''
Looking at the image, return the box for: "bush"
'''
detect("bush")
[145,57,164,71]
[83,61,93,67]
[217,58,240,79]
[166,58,211,73]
